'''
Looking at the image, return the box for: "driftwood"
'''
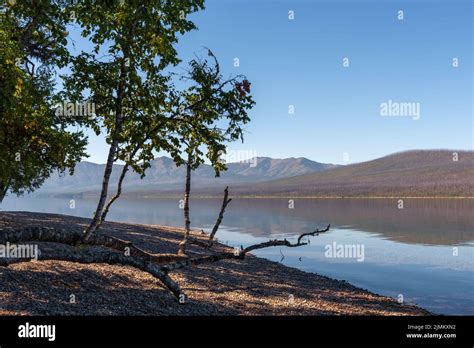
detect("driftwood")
[0,227,188,264]
[0,243,183,298]
[242,225,331,254]
[0,222,330,301]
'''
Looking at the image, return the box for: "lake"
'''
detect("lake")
[2,196,473,315]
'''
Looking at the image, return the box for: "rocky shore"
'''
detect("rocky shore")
[0,212,430,316]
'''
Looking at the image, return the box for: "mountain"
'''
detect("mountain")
[36,150,473,198]
[230,150,474,197]
[36,156,337,196]
[224,157,337,180]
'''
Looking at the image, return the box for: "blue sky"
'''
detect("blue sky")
[79,0,473,165]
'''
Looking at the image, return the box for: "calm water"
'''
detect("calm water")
[2,197,473,315]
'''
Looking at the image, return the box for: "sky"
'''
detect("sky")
[75,0,473,165]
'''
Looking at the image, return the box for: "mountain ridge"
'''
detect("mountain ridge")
[227,150,474,197]
[36,156,338,195]
[34,150,474,198]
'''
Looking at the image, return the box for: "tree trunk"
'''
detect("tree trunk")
[1,226,190,264]
[0,182,7,204]
[83,59,127,240]
[178,154,192,255]
[1,242,183,299]
[207,186,232,248]
[98,163,129,229]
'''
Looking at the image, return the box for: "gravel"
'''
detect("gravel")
[0,211,430,316]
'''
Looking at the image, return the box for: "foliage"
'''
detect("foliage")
[61,0,206,173]
[0,1,87,200]
[169,49,255,174]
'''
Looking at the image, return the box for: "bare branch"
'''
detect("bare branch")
[207,186,232,248]
[188,236,211,248]
[164,225,331,270]
[242,225,331,255]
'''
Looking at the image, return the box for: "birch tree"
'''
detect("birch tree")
[56,1,206,239]
[0,1,331,303]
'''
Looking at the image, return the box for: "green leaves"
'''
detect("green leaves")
[62,1,206,174]
[160,49,255,176]
[0,0,254,201]
[0,0,87,199]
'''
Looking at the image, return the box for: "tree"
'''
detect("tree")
[1,1,331,303]
[172,50,254,254]
[56,0,206,239]
[0,0,87,204]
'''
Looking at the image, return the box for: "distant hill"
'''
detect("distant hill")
[36,156,337,196]
[229,150,474,197]
[35,150,473,198]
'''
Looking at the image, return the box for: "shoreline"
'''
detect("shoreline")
[26,194,474,200]
[137,195,474,200]
[0,211,431,316]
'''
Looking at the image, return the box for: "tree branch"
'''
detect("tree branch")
[161,252,237,273]
[0,227,188,264]
[207,186,232,248]
[161,225,331,272]
[241,224,331,254]
[0,244,183,299]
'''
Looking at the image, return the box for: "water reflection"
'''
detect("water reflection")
[2,197,473,314]
[4,197,473,245]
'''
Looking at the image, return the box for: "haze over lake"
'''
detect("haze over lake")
[3,197,473,315]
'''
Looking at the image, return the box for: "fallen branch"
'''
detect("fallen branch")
[161,252,238,272]
[164,225,332,270]
[0,244,183,299]
[242,224,331,254]
[188,236,211,248]
[0,223,330,301]
[0,227,188,264]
